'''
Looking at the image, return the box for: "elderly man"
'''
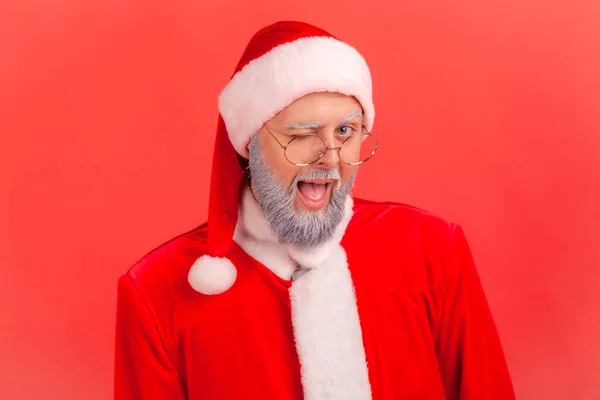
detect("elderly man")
[114,21,515,400]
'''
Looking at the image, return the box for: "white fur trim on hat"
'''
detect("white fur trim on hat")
[219,36,375,158]
[188,255,237,295]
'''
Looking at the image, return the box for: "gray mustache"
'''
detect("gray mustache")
[291,169,341,190]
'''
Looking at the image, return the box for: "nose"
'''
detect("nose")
[317,137,341,168]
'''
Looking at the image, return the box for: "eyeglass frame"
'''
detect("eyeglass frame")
[262,124,380,167]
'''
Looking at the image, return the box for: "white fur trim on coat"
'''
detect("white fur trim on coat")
[233,185,372,399]
[188,255,237,295]
[219,36,375,158]
[290,244,372,400]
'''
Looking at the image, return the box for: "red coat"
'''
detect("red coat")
[114,191,515,399]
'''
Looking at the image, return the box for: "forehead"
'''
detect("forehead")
[271,92,363,126]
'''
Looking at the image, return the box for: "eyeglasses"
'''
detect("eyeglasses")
[263,125,380,167]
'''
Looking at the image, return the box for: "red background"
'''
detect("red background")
[2,0,599,399]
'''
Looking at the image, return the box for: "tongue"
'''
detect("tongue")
[298,182,327,201]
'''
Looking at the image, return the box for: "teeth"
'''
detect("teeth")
[299,180,329,187]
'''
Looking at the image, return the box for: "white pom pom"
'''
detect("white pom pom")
[188,255,237,295]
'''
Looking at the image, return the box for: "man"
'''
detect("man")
[114,21,515,399]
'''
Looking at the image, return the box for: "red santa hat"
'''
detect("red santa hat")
[188,21,375,295]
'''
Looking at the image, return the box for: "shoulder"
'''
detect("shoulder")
[118,223,210,308]
[350,197,462,248]
[346,198,475,300]
[347,197,471,278]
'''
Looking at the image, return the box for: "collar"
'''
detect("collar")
[232,184,354,280]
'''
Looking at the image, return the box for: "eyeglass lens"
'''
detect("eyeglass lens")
[285,133,378,165]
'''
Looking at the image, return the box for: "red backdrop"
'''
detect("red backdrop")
[2,1,599,399]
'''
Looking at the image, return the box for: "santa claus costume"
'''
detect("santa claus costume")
[114,21,515,400]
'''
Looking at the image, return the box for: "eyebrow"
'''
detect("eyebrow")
[284,122,324,130]
[284,110,363,130]
[339,110,363,125]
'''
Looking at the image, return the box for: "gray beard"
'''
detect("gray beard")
[247,134,355,249]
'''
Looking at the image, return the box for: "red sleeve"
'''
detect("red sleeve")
[114,274,187,400]
[435,224,516,400]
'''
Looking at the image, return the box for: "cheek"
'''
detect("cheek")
[340,165,358,185]
[280,165,300,187]
[261,141,299,185]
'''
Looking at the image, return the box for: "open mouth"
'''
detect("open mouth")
[296,179,335,210]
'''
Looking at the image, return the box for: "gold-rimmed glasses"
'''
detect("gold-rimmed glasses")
[263,125,379,167]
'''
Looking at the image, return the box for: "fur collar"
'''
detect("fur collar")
[232,184,373,400]
[232,184,355,279]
